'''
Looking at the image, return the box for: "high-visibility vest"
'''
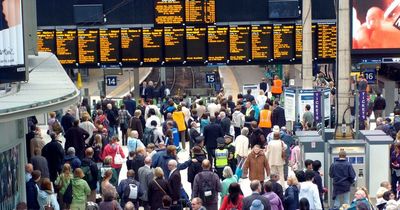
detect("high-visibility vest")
[271,79,283,94]
[259,109,272,128]
[215,148,228,168]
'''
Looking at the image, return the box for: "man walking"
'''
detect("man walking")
[138,157,154,209]
[242,180,271,210]
[243,145,270,190]
[64,119,90,159]
[203,116,224,165]
[373,92,386,118]
[329,150,356,209]
[193,160,222,210]
[167,160,182,210]
[266,132,287,187]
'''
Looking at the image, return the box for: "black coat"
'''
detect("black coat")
[129,117,143,139]
[220,117,231,135]
[272,106,286,127]
[81,158,99,190]
[26,179,40,210]
[242,193,271,210]
[168,169,182,202]
[188,154,206,183]
[61,113,75,133]
[148,178,170,210]
[329,159,356,198]
[203,123,224,149]
[127,154,145,181]
[42,140,65,182]
[124,99,137,116]
[145,86,155,99]
[26,131,35,161]
[64,126,90,159]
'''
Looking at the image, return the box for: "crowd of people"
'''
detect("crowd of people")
[21,75,400,210]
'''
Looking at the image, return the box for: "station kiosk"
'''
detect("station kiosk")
[359,130,386,140]
[299,135,325,171]
[327,140,366,206]
[365,135,393,198]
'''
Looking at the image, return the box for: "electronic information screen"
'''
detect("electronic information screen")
[273,24,294,60]
[56,29,77,65]
[251,25,273,61]
[155,0,184,25]
[37,29,56,53]
[317,23,337,59]
[208,26,228,62]
[295,24,317,59]
[186,26,207,62]
[99,29,120,64]
[121,28,142,63]
[185,0,203,24]
[229,26,250,62]
[143,28,163,63]
[164,27,185,62]
[77,29,99,65]
[204,0,216,24]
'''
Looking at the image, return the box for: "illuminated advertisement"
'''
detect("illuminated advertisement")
[352,0,400,50]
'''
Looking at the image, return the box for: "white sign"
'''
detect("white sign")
[242,84,259,98]
[298,89,314,120]
[284,89,296,121]
[0,0,24,67]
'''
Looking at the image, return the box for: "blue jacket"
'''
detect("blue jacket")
[37,190,60,210]
[329,159,356,198]
[26,179,40,210]
[283,185,299,210]
[152,151,191,178]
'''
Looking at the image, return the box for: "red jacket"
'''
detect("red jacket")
[220,194,244,210]
[102,143,125,169]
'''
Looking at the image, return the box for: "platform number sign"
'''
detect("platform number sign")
[206,73,216,84]
[363,69,376,84]
[106,76,117,86]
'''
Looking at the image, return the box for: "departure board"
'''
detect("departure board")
[185,0,203,24]
[251,25,273,61]
[142,28,163,63]
[99,29,120,64]
[37,30,56,53]
[204,0,216,24]
[208,26,228,62]
[295,24,317,59]
[186,26,206,62]
[273,24,295,60]
[317,23,337,59]
[155,0,184,25]
[77,29,99,65]
[164,27,185,62]
[229,26,250,62]
[56,29,77,65]
[121,28,142,63]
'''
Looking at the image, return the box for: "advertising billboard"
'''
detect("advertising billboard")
[352,0,400,51]
[0,0,25,83]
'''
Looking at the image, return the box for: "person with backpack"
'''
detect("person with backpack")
[68,168,91,210]
[54,164,73,209]
[81,147,99,202]
[193,159,222,210]
[127,130,145,153]
[117,170,144,209]
[143,121,158,147]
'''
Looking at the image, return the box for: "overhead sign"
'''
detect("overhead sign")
[0,0,26,83]
[106,76,117,86]
[363,69,376,84]
[382,57,400,63]
[205,73,216,83]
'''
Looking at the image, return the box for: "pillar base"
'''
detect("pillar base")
[334,124,353,139]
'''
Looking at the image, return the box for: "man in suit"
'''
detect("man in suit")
[271,100,286,128]
[203,116,224,166]
[243,180,271,210]
[138,156,154,210]
[64,119,90,159]
[167,159,182,210]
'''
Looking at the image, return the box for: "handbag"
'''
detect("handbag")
[44,194,54,210]
[154,179,167,195]
[114,145,124,165]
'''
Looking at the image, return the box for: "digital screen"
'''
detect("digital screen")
[208,26,228,62]
[295,24,317,59]
[56,29,78,65]
[352,0,400,49]
[273,24,295,60]
[186,26,207,62]
[229,26,250,61]
[317,23,337,59]
[204,0,216,24]
[37,29,56,53]
[251,25,273,61]
[77,29,99,65]
[99,28,120,63]
[269,0,300,19]
[155,0,184,25]
[121,28,142,63]
[142,28,163,63]
[185,0,204,24]
[164,27,185,62]
[73,4,103,24]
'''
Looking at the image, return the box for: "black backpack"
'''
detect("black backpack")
[143,127,156,146]
[63,182,73,204]
[199,172,215,204]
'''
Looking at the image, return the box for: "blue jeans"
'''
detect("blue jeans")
[333,191,350,209]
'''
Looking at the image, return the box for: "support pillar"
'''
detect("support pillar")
[133,67,140,101]
[335,0,353,139]
[302,0,313,89]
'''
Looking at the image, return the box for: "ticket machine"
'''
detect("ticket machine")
[299,136,325,171]
[327,140,366,206]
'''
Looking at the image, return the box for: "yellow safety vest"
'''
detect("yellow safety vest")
[215,148,228,168]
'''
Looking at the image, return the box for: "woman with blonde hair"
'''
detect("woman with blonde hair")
[283,175,299,210]
[70,168,91,210]
[256,89,267,110]
[148,167,170,210]
[54,163,73,209]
